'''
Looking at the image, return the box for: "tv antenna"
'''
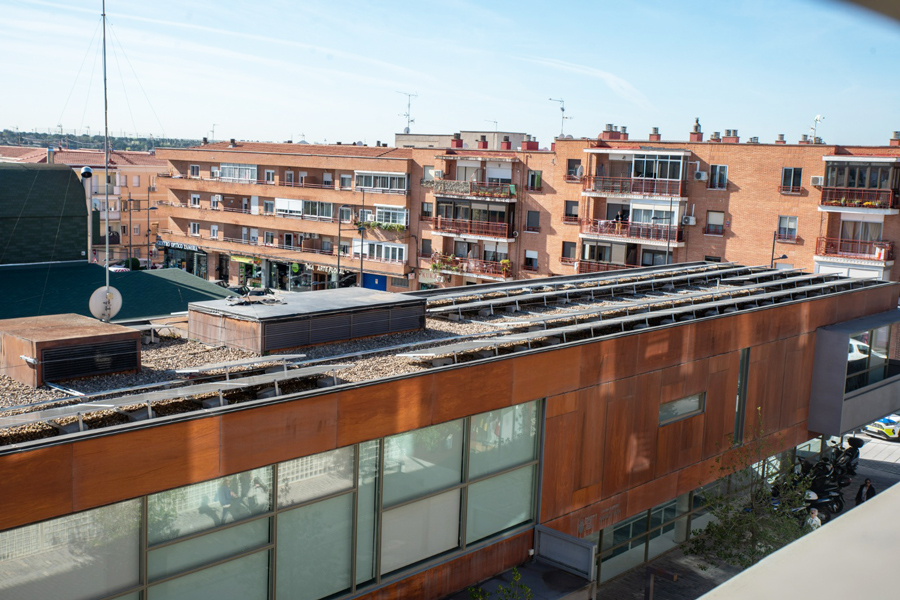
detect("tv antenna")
[549,98,572,137]
[485,119,498,131]
[397,91,417,133]
[211,123,219,142]
[811,115,824,143]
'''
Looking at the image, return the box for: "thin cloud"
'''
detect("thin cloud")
[516,56,654,112]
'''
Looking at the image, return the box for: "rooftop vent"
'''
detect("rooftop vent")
[229,138,236,147]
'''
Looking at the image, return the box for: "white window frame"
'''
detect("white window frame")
[284,171,294,185]
[354,171,408,193]
[709,165,728,190]
[210,224,219,240]
[264,200,275,214]
[340,174,353,189]
[339,206,353,222]
[265,170,275,184]
[133,226,140,235]
[778,215,798,239]
[264,231,276,246]
[353,240,406,262]
[375,205,408,226]
[132,175,140,187]
[189,164,200,178]
[190,194,201,208]
[189,222,200,236]
[211,195,220,209]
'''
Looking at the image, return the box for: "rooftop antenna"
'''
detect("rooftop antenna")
[211,124,219,143]
[549,98,569,137]
[397,91,417,133]
[485,120,498,131]
[811,115,824,143]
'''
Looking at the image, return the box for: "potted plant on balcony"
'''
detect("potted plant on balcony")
[500,259,511,277]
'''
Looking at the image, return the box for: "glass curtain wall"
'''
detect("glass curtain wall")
[0,400,541,600]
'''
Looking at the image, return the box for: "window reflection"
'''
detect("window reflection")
[845,325,895,393]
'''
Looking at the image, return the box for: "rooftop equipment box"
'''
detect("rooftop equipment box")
[0,314,141,387]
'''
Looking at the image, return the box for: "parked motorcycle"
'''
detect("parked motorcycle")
[832,437,864,476]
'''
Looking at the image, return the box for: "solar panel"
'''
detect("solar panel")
[175,353,308,375]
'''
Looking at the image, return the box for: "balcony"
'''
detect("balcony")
[577,260,635,274]
[779,185,802,195]
[427,252,512,280]
[562,215,579,225]
[703,224,724,236]
[815,237,894,262]
[819,187,897,212]
[581,176,684,198]
[432,180,516,201]
[432,216,511,240]
[580,219,684,246]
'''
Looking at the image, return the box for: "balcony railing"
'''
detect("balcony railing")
[775,232,797,242]
[577,260,635,274]
[820,187,896,209]
[703,224,724,236]
[580,219,684,243]
[779,185,802,195]
[432,216,510,238]
[582,176,684,197]
[432,180,516,199]
[428,252,511,278]
[562,215,579,224]
[815,237,894,261]
[559,256,578,265]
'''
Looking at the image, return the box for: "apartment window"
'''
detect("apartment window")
[423,165,435,182]
[846,325,893,393]
[189,164,200,177]
[322,173,333,188]
[219,163,258,182]
[659,393,705,425]
[582,242,611,262]
[641,249,669,266]
[355,172,408,192]
[734,348,750,445]
[190,194,200,207]
[564,201,579,223]
[285,171,294,185]
[561,241,577,260]
[421,202,433,220]
[356,240,406,263]
[566,159,582,180]
[526,211,540,232]
[527,170,542,191]
[189,222,200,236]
[129,175,138,187]
[211,195,220,209]
[121,225,128,235]
[391,277,410,288]
[375,206,408,226]
[339,206,353,222]
[704,211,724,235]
[210,224,219,239]
[359,209,373,222]
[421,238,432,257]
[264,200,275,215]
[709,165,728,189]
[210,166,219,179]
[302,201,334,220]
[340,174,353,189]
[634,155,683,180]
[133,226,140,235]
[524,250,539,271]
[777,215,798,241]
[264,232,275,246]
[264,170,275,184]
[781,168,802,193]
[704,255,722,262]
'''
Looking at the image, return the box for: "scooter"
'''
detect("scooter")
[804,490,839,523]
[832,437,864,476]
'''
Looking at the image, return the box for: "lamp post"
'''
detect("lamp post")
[336,204,350,288]
[359,190,366,287]
[770,230,788,268]
[146,185,157,268]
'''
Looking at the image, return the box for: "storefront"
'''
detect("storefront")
[231,255,262,288]
[157,240,207,279]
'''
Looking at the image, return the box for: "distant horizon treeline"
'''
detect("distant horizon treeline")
[0,129,201,152]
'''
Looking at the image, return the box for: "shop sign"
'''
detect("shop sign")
[157,240,201,252]
[419,271,444,284]
[231,255,260,265]
[291,263,300,273]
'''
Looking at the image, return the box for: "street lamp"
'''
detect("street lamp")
[359,190,366,287]
[336,204,350,288]
[771,230,787,268]
[146,186,157,268]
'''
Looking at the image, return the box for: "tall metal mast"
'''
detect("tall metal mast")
[397,91,417,133]
[102,0,110,297]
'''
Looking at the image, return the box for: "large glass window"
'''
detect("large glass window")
[278,446,355,508]
[846,325,894,393]
[0,500,141,600]
[466,466,535,544]
[380,489,461,574]
[148,550,270,600]
[375,206,408,225]
[383,420,464,506]
[632,155,682,180]
[469,402,538,479]
[355,172,407,192]
[709,164,728,189]
[218,163,258,182]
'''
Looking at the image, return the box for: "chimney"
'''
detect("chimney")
[376,140,380,146]
[522,134,540,151]
[600,124,617,141]
[477,134,488,150]
[201,136,208,145]
[891,131,900,147]
[46,148,54,164]
[710,131,721,142]
[500,135,512,150]
[747,136,759,144]
[799,134,810,145]
[229,138,236,147]
[814,137,823,145]
[689,118,703,142]
[775,133,786,145]
[451,132,463,149]
[336,141,342,145]
[723,129,739,143]
[620,126,628,141]
[649,126,661,142]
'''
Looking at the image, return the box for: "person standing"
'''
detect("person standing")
[805,508,822,531]
[855,478,877,506]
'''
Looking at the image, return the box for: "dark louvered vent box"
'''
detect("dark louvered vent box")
[0,314,141,387]
[188,288,426,353]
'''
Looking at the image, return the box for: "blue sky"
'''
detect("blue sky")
[2,0,899,146]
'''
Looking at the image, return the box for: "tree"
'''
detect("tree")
[468,567,533,600]
[683,415,812,570]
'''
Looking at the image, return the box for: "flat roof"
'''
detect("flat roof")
[0,314,136,342]
[189,287,423,321]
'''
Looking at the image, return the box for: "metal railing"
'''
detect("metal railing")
[427,252,511,278]
[815,237,894,261]
[774,231,797,242]
[582,176,684,197]
[432,180,516,199]
[577,260,635,274]
[703,224,724,235]
[820,187,896,209]
[779,185,802,195]
[432,216,509,238]
[580,219,684,242]
[561,215,579,224]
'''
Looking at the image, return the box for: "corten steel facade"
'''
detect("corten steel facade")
[0,271,897,600]
[154,130,900,292]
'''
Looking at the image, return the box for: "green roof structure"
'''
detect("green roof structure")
[0,163,88,264]
[0,263,237,321]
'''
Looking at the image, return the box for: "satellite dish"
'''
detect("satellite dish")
[575,164,585,178]
[403,127,410,134]
[89,286,123,321]
[356,141,364,146]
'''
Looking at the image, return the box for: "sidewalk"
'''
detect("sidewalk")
[594,435,900,599]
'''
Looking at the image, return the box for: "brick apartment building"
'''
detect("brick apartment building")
[152,126,900,291]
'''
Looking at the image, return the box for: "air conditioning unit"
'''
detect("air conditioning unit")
[693,171,708,182]
[682,215,696,226]
[434,170,443,179]
[810,175,824,187]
